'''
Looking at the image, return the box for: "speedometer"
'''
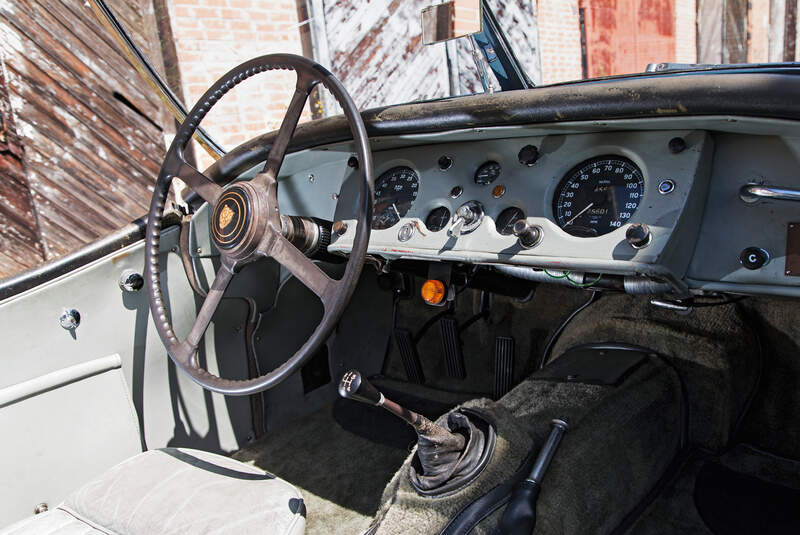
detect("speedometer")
[552,156,644,237]
[372,166,419,230]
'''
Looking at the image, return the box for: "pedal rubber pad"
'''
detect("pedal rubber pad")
[440,317,466,379]
[494,336,515,399]
[394,328,424,384]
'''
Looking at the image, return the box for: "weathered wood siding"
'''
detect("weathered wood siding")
[0,0,169,279]
[317,0,540,110]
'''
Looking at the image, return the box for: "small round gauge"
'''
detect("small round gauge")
[372,166,419,230]
[495,207,525,235]
[553,156,645,237]
[474,161,502,185]
[425,206,451,232]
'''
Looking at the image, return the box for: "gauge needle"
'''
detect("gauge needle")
[565,203,593,226]
[392,203,401,219]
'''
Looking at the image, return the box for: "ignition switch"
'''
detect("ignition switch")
[447,201,485,238]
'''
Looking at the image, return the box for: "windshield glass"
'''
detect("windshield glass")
[184,0,797,169]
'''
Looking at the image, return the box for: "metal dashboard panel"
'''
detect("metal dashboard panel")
[330,130,711,278]
[686,134,800,294]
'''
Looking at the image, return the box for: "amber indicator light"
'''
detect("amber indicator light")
[421,279,446,305]
[492,184,506,198]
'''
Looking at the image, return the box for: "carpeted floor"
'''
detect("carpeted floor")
[233,403,411,534]
[626,444,800,535]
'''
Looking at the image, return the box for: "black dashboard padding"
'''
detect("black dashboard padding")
[534,344,649,386]
[206,70,800,187]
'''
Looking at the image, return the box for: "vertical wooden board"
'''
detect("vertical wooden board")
[636,0,677,67]
[724,0,748,63]
[583,0,677,78]
[697,0,723,63]
[747,0,771,62]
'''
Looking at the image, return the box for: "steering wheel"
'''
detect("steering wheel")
[144,54,373,395]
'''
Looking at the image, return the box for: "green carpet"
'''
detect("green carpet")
[233,404,410,534]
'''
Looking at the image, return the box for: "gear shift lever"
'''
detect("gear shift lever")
[339,370,465,447]
[339,370,490,492]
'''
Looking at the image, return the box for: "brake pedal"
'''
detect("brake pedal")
[494,336,515,399]
[394,328,424,384]
[440,317,466,379]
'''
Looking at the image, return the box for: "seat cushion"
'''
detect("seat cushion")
[1,448,305,535]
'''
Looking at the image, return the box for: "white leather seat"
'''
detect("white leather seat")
[1,448,305,535]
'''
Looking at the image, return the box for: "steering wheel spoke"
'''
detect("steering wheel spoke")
[177,264,234,367]
[262,73,318,180]
[177,161,222,205]
[265,230,336,307]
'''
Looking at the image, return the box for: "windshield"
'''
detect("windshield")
[185,0,798,169]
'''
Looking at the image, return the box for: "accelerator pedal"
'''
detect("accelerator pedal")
[440,317,466,379]
[494,336,515,399]
[394,328,425,384]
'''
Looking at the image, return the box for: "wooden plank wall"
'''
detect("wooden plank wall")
[0,0,169,279]
[317,0,540,110]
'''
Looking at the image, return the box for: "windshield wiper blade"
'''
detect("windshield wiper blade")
[88,0,225,160]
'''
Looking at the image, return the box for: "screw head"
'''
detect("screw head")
[59,309,80,330]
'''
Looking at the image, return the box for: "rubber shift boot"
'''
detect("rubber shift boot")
[410,410,496,496]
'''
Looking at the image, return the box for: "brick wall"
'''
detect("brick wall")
[537,0,583,84]
[167,0,308,170]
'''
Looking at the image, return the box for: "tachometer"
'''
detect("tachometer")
[372,166,419,230]
[552,156,644,237]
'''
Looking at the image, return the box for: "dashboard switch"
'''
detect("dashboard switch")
[626,223,652,249]
[513,220,542,248]
[740,247,769,270]
[448,201,485,238]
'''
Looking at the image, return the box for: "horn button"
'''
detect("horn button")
[210,182,267,259]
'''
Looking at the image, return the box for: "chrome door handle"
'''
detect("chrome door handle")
[740,184,800,203]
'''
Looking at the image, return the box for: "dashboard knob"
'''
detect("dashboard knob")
[626,223,652,249]
[518,145,540,166]
[513,220,542,248]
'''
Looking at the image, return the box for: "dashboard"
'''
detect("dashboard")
[257,118,800,299]
[329,129,711,291]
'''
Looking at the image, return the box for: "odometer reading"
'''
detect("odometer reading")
[553,156,644,237]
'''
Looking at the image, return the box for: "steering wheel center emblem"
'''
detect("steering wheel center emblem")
[218,205,235,229]
[211,186,252,250]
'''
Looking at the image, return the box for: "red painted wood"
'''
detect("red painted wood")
[581,0,677,78]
